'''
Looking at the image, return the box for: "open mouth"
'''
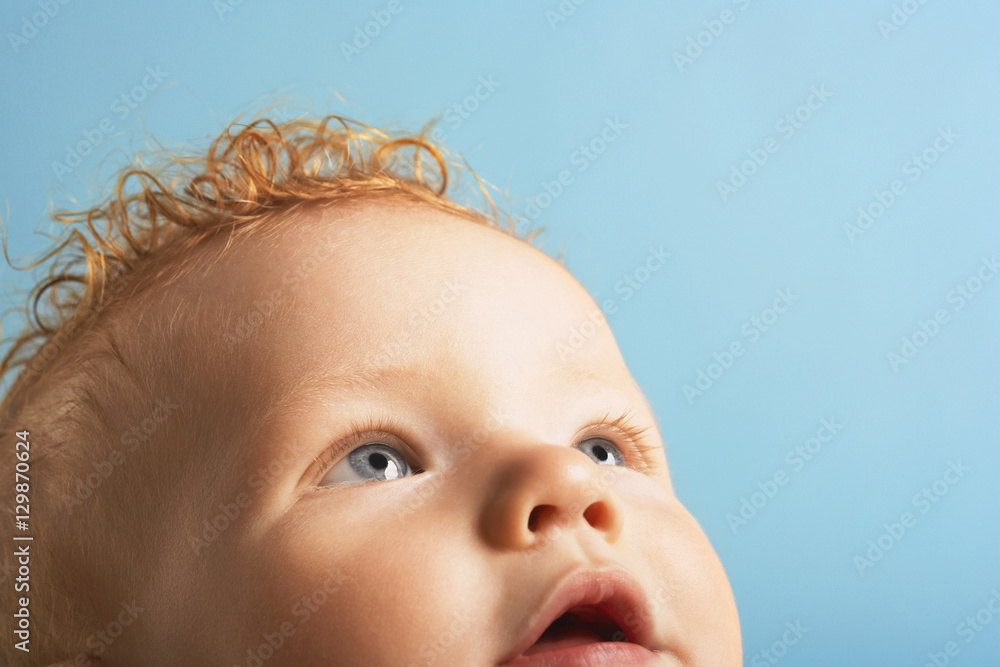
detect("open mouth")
[498,566,662,665]
[522,604,627,656]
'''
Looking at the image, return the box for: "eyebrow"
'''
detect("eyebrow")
[274,355,661,434]
[299,358,422,396]
[555,357,662,434]
[270,359,412,416]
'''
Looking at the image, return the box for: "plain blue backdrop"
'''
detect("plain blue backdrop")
[1,2,998,665]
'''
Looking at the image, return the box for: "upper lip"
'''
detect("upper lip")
[498,565,659,663]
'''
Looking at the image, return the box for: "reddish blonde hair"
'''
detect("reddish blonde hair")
[0,112,540,663]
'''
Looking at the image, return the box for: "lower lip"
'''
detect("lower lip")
[501,642,663,666]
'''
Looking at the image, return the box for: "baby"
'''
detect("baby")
[0,114,741,665]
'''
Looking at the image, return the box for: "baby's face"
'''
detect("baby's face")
[131,203,741,665]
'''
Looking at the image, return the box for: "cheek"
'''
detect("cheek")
[627,497,742,665]
[605,466,674,502]
[238,507,494,665]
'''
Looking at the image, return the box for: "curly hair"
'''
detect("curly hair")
[0,111,542,664]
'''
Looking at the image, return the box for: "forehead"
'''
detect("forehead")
[160,201,646,437]
[212,202,626,369]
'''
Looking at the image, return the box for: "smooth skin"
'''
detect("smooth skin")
[71,201,741,666]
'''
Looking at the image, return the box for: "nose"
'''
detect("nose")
[482,443,625,550]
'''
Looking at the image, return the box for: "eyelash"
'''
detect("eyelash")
[311,412,416,477]
[580,408,661,474]
[310,408,660,484]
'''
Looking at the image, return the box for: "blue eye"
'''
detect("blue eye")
[319,442,413,487]
[575,437,626,466]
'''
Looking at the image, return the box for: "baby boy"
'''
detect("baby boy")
[0,115,741,665]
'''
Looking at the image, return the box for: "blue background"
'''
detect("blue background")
[1,2,998,665]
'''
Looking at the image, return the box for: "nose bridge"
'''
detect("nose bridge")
[480,441,625,551]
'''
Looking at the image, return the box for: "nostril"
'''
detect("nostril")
[583,502,609,529]
[528,504,554,531]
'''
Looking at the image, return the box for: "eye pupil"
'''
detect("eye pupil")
[369,452,389,470]
[593,445,609,461]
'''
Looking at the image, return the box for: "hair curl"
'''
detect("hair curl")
[1,112,539,409]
